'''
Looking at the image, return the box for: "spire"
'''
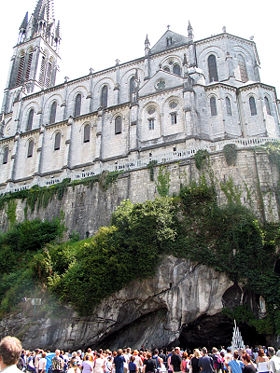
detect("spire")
[18,12,29,44]
[18,0,60,50]
[19,12,28,31]
[187,20,194,41]
[145,34,150,56]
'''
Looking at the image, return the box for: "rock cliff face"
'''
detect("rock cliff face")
[0,256,236,350]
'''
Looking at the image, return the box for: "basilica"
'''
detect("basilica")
[1,0,279,194]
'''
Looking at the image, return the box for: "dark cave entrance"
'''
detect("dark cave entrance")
[179,313,267,351]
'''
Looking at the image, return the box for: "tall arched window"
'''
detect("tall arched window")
[54,132,61,150]
[238,54,248,82]
[210,96,217,116]
[26,109,34,131]
[2,146,8,164]
[84,124,90,142]
[74,93,81,117]
[39,55,46,85]
[46,61,52,87]
[50,101,57,124]
[25,50,33,80]
[208,54,218,82]
[101,86,108,108]
[225,97,232,116]
[264,96,271,115]
[27,140,34,158]
[249,96,257,116]
[16,51,25,86]
[173,64,181,76]
[115,116,122,134]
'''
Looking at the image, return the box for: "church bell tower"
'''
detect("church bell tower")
[1,0,61,114]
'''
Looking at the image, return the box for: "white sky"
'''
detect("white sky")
[0,0,279,106]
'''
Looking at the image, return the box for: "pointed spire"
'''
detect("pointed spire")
[188,20,194,41]
[18,11,29,43]
[145,34,150,56]
[19,12,28,31]
[20,0,60,49]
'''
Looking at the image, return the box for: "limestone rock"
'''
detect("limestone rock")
[0,256,233,350]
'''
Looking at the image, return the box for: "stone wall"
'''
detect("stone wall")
[0,147,279,236]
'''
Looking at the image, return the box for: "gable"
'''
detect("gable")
[138,70,183,97]
[150,29,189,54]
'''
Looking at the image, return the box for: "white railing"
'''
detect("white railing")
[1,137,279,195]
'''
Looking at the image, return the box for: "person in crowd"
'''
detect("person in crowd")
[169,347,182,373]
[113,349,126,373]
[27,351,36,373]
[180,351,190,373]
[255,348,269,373]
[105,355,113,373]
[52,349,64,373]
[211,347,223,373]
[153,349,164,373]
[34,349,41,373]
[224,348,233,372]
[132,350,143,373]
[267,347,280,373]
[0,336,23,373]
[190,349,201,373]
[198,347,214,373]
[128,356,137,373]
[93,352,105,373]
[38,351,47,373]
[228,350,244,373]
[82,355,94,373]
[142,352,156,373]
[241,353,257,373]
[68,360,81,373]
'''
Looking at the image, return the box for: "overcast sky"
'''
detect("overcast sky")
[0,0,279,106]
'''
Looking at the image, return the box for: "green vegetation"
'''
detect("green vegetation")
[1,142,280,336]
[0,170,122,217]
[194,149,210,170]
[223,144,238,166]
[0,176,280,336]
[0,217,65,315]
[156,166,171,197]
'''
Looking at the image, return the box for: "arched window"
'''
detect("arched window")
[264,96,271,115]
[54,132,61,150]
[2,146,8,164]
[170,112,177,124]
[45,61,52,87]
[26,109,34,131]
[16,51,25,86]
[101,86,108,108]
[115,116,122,134]
[226,97,232,116]
[27,140,34,158]
[238,54,248,82]
[208,54,218,82]
[210,96,217,116]
[173,64,181,76]
[84,124,90,142]
[74,93,81,117]
[25,51,33,80]
[249,96,257,116]
[39,55,46,85]
[50,101,57,124]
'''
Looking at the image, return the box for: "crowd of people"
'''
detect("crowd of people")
[1,335,280,373]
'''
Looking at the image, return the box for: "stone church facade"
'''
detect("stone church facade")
[0,0,280,194]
